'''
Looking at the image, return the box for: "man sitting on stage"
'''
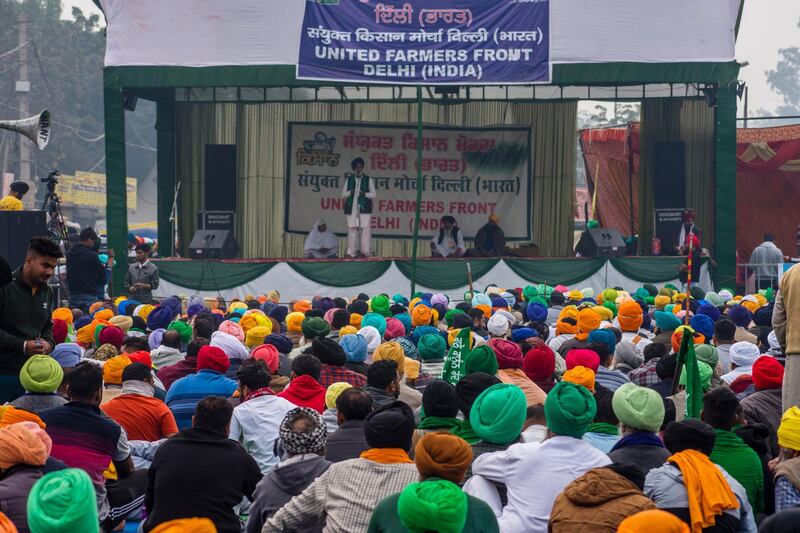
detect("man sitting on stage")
[304,219,339,259]
[0,181,29,211]
[469,213,510,257]
[430,215,465,258]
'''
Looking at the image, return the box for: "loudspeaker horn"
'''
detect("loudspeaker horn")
[0,109,51,150]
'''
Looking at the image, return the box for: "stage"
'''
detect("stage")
[151,256,712,301]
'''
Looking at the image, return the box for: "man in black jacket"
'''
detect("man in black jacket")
[66,227,109,311]
[325,387,373,462]
[143,396,262,533]
[0,237,60,402]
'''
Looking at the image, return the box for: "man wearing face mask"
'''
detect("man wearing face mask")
[66,227,111,311]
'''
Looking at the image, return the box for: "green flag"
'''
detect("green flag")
[442,328,472,385]
[677,328,702,419]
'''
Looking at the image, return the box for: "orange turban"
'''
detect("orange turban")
[94,309,114,322]
[76,323,96,346]
[373,342,405,373]
[89,302,105,315]
[617,510,689,533]
[617,300,644,332]
[293,300,312,313]
[475,304,491,319]
[671,327,705,353]
[575,308,601,341]
[0,423,47,470]
[103,355,132,386]
[52,308,73,325]
[150,518,217,533]
[350,313,363,329]
[0,512,18,533]
[411,305,433,327]
[286,312,305,333]
[563,366,596,392]
[414,432,473,484]
[0,406,45,429]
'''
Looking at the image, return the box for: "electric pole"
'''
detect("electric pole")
[16,8,31,203]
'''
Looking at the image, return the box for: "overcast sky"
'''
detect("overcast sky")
[66,0,799,116]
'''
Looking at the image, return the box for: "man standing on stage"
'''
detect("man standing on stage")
[0,181,29,211]
[341,157,376,258]
[676,209,701,254]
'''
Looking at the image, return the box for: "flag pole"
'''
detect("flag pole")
[410,86,424,296]
[684,231,694,325]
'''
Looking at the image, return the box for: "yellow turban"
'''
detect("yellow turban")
[754,293,767,307]
[741,299,759,313]
[52,308,73,325]
[245,326,270,348]
[779,406,800,452]
[408,297,422,312]
[325,382,352,409]
[137,304,155,321]
[240,312,269,333]
[286,312,305,333]
[373,342,405,373]
[404,358,420,380]
[103,355,132,386]
[267,290,280,303]
[76,323,96,346]
[339,325,358,337]
[150,518,217,533]
[567,289,583,301]
[228,301,247,313]
[591,305,613,322]
[350,313,363,329]
[108,315,133,333]
[654,295,670,309]
[563,366,596,393]
[94,309,114,322]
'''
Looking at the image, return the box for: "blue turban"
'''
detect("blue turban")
[696,304,721,323]
[74,316,91,330]
[146,305,175,331]
[187,304,205,319]
[397,337,419,360]
[501,291,516,308]
[753,305,773,327]
[362,313,387,337]
[162,296,182,315]
[511,327,538,343]
[526,303,548,323]
[471,293,492,307]
[690,314,715,341]
[260,301,277,316]
[393,294,409,306]
[264,334,293,354]
[728,305,753,328]
[314,297,336,312]
[588,328,617,354]
[655,310,681,331]
[340,334,368,363]
[491,297,508,309]
[51,343,81,368]
[268,305,289,324]
[117,299,139,316]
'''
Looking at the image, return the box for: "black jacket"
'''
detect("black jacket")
[0,270,54,375]
[143,427,262,533]
[65,243,104,296]
[324,419,370,463]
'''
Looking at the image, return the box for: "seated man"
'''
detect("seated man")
[40,361,148,531]
[430,216,465,258]
[143,396,262,532]
[304,219,339,259]
[470,213,510,257]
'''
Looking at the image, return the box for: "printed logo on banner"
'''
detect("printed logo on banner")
[297,0,550,85]
[284,121,533,241]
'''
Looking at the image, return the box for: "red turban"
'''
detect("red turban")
[252,344,280,374]
[522,345,556,381]
[98,326,124,350]
[127,350,153,368]
[752,356,784,390]
[565,349,600,372]
[52,319,68,345]
[488,338,523,369]
[197,346,230,374]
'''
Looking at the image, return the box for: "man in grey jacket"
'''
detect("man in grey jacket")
[749,234,785,290]
[125,243,159,303]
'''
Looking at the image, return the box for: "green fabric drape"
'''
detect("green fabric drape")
[395,259,498,290]
[611,257,707,283]
[287,261,391,287]
[155,260,276,290]
[714,86,738,288]
[176,100,577,260]
[103,76,128,296]
[156,99,176,257]
[504,257,605,286]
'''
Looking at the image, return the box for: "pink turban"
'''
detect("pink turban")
[218,320,245,343]
[384,317,406,340]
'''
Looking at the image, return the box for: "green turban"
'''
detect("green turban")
[530,297,548,308]
[464,345,499,376]
[370,295,392,317]
[705,292,723,307]
[601,288,618,303]
[664,284,679,292]
[418,334,446,361]
[20,355,64,393]
[362,313,387,337]
[537,284,555,299]
[444,309,465,327]
[612,383,665,433]
[680,361,713,392]
[695,344,719,369]
[470,383,526,445]
[634,288,650,300]
[643,284,658,296]
[522,285,538,302]
[689,286,706,301]
[301,317,331,340]
[602,301,618,318]
[397,479,468,533]
[27,468,99,533]
[545,381,596,438]
[167,320,192,344]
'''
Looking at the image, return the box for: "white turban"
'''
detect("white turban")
[494,309,517,327]
[487,313,510,337]
[768,330,781,351]
[210,330,249,360]
[718,289,733,303]
[729,341,761,369]
[358,326,381,354]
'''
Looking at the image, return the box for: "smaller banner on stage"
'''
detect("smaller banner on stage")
[285,122,532,240]
[58,171,138,211]
[297,0,550,84]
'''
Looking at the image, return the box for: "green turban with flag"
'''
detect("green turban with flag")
[441,328,472,385]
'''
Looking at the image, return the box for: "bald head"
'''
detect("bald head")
[161,329,182,349]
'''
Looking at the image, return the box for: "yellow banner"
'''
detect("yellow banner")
[57,171,137,211]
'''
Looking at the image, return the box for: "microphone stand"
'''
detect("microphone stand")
[169,181,181,257]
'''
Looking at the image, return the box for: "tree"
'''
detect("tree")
[766,19,800,115]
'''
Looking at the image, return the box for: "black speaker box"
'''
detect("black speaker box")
[0,210,47,269]
[653,141,686,210]
[575,227,627,258]
[188,229,239,259]
[204,144,237,212]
